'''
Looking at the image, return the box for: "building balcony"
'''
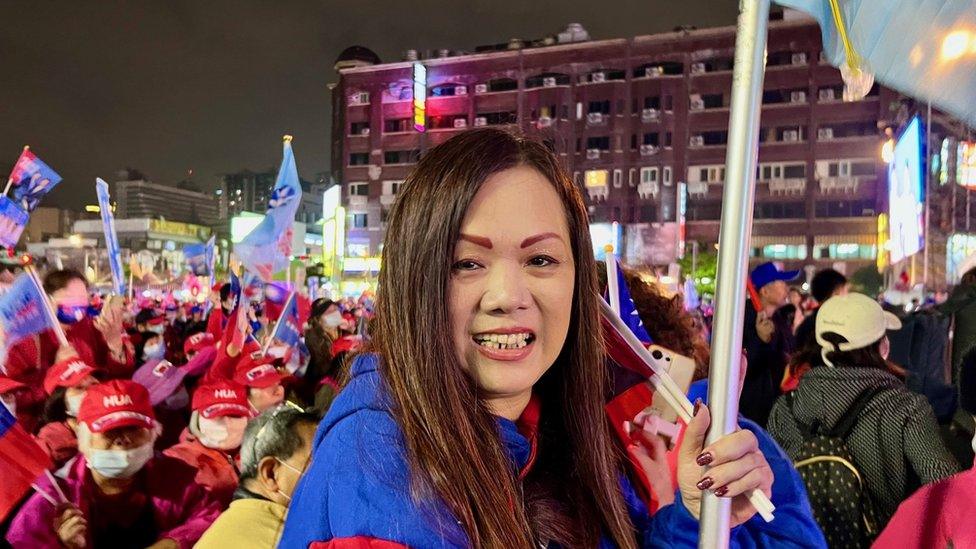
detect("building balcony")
[640,108,661,123]
[379,194,396,206]
[586,184,609,202]
[764,177,807,196]
[818,176,862,194]
[639,144,661,157]
[346,195,368,207]
[637,181,660,200]
[586,112,608,126]
[686,180,715,199]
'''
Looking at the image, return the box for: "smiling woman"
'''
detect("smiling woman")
[279,128,776,548]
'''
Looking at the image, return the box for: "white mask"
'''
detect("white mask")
[323,311,343,328]
[198,416,247,450]
[143,343,166,360]
[148,324,166,335]
[65,393,84,418]
[87,442,154,479]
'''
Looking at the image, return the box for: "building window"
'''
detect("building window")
[663,95,674,111]
[576,102,583,120]
[382,180,404,195]
[613,169,623,188]
[638,205,658,221]
[384,118,412,133]
[561,104,569,119]
[428,115,468,129]
[814,243,877,260]
[573,171,581,185]
[476,111,517,125]
[629,168,637,186]
[348,182,369,196]
[761,244,808,260]
[349,121,370,135]
[665,132,673,147]
[384,150,420,165]
[754,202,805,219]
[352,213,368,228]
[644,96,661,109]
[641,167,659,184]
[584,170,609,188]
[349,153,370,166]
[588,100,611,114]
[815,200,876,218]
[663,167,673,186]
[586,136,611,151]
[631,134,638,150]
[643,133,660,146]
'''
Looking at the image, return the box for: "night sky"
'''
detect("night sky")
[0,0,738,209]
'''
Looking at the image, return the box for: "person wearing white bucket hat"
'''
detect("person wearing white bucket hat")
[768,292,960,541]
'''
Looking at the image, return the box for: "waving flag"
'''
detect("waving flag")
[604,253,653,344]
[265,292,309,360]
[0,196,28,249]
[95,178,126,295]
[0,273,52,358]
[184,242,209,277]
[235,137,302,282]
[6,147,62,212]
[0,398,54,521]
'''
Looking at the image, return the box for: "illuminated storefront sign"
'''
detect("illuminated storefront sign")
[413,63,427,132]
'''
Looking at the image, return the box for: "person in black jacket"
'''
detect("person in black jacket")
[794,268,849,351]
[740,262,800,426]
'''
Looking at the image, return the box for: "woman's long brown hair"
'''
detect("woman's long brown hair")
[373,128,637,548]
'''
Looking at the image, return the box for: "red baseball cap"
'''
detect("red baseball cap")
[78,380,155,433]
[183,332,216,355]
[44,358,97,395]
[233,351,284,389]
[0,376,26,395]
[191,380,250,419]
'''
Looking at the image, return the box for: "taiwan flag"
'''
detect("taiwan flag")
[0,401,54,521]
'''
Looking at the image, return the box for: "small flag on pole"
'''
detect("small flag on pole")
[5,148,62,212]
[0,400,54,521]
[0,197,29,249]
[95,178,126,295]
[0,273,55,358]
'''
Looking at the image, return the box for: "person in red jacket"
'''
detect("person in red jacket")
[5,269,133,431]
[0,375,26,420]
[6,380,222,549]
[36,357,101,469]
[164,380,251,506]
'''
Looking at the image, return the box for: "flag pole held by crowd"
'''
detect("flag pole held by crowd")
[95,178,127,296]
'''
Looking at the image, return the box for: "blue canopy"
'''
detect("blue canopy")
[778,0,976,127]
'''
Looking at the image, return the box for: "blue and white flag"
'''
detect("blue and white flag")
[267,292,309,361]
[605,254,652,344]
[95,178,125,296]
[7,148,62,213]
[0,273,52,353]
[184,239,213,277]
[0,197,28,249]
[235,138,302,282]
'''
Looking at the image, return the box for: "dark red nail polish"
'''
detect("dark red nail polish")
[693,398,703,416]
[696,452,713,466]
[696,477,714,490]
[714,486,729,497]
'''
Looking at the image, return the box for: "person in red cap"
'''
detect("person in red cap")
[233,351,287,414]
[35,357,101,469]
[6,380,222,549]
[164,380,251,505]
[0,375,26,420]
[4,270,134,434]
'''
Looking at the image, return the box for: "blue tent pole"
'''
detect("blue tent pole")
[699,0,770,547]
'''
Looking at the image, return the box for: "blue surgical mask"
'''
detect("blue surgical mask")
[56,305,87,325]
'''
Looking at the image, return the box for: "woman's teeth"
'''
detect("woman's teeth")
[474,333,534,350]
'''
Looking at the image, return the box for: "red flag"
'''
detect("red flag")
[0,405,54,521]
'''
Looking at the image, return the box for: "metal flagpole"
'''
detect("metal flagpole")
[923,101,931,289]
[699,0,769,547]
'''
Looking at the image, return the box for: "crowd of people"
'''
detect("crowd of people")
[1,127,975,547]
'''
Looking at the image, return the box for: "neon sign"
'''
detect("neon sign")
[413,63,426,132]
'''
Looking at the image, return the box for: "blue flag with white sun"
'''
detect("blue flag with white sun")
[609,261,652,344]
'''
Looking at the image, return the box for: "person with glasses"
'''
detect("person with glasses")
[196,402,317,549]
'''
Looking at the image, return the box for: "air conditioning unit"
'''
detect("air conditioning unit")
[543,77,557,88]
[359,128,370,136]
[586,112,604,124]
[689,95,704,111]
[640,144,660,156]
[474,84,488,93]
[473,117,487,127]
[783,130,800,142]
[586,149,601,160]
[453,118,468,128]
[641,108,660,122]
[591,72,606,83]
[645,66,664,77]
[817,127,834,140]
[455,85,468,95]
[818,88,836,101]
[689,135,704,147]
[537,116,553,128]
[350,92,370,105]
[790,91,807,103]
[690,62,706,74]
[791,52,808,65]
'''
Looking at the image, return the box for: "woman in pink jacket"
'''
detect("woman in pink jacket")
[5,380,222,549]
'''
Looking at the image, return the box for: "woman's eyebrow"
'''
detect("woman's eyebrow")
[459,233,493,249]
[520,232,562,248]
